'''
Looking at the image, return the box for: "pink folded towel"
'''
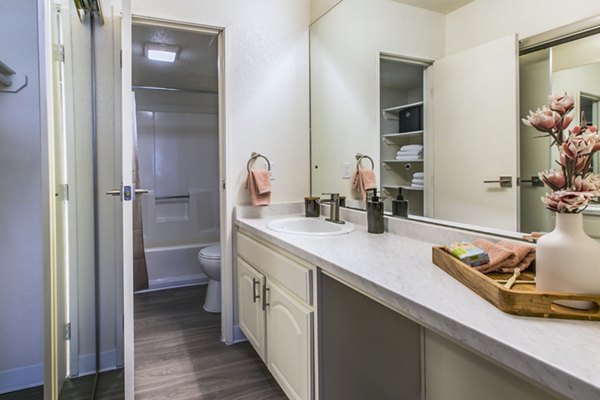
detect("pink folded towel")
[352,169,377,202]
[496,240,536,273]
[247,170,271,207]
[472,239,536,273]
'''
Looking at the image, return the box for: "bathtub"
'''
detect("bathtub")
[142,242,217,291]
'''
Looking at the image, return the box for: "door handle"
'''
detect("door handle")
[517,176,544,187]
[105,185,151,200]
[262,286,270,311]
[252,278,260,303]
[483,176,512,188]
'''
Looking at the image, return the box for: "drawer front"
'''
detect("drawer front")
[237,232,313,305]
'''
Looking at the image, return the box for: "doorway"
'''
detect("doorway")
[131,22,220,293]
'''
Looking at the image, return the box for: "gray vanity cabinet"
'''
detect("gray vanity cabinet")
[236,231,316,400]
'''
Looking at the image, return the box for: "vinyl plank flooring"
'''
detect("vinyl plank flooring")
[135,285,287,400]
[0,386,43,400]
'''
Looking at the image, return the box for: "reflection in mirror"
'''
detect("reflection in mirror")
[310,0,600,236]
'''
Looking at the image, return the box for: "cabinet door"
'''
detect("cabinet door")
[266,280,314,400]
[237,257,266,362]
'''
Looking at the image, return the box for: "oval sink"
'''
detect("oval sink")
[266,217,355,236]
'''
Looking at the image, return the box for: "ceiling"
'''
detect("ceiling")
[132,24,218,92]
[391,0,475,14]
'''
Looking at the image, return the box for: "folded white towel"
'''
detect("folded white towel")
[395,156,420,161]
[412,178,424,185]
[396,150,422,157]
[412,172,424,179]
[411,183,424,188]
[400,144,423,152]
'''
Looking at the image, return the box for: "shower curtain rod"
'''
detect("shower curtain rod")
[132,85,217,95]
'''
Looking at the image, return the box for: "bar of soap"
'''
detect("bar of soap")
[444,242,490,267]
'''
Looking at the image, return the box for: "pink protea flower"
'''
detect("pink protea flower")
[548,94,575,115]
[561,133,594,159]
[523,94,600,213]
[542,190,596,213]
[562,114,574,130]
[572,175,600,194]
[521,106,561,132]
[538,169,566,191]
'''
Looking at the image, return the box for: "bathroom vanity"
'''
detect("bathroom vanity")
[235,203,600,400]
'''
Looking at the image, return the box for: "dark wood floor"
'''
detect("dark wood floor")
[1,285,283,400]
[134,285,287,400]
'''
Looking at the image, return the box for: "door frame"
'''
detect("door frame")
[123,14,231,397]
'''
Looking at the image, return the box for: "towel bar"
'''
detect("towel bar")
[355,153,374,171]
[247,152,271,173]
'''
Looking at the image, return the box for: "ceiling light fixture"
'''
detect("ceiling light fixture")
[144,43,179,63]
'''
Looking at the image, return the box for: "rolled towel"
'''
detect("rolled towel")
[411,178,424,184]
[400,144,423,152]
[246,170,271,207]
[496,240,536,273]
[411,183,424,188]
[413,172,424,179]
[472,239,517,273]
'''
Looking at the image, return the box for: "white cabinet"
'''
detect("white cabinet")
[237,257,266,362]
[237,231,315,400]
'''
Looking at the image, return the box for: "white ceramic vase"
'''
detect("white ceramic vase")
[536,212,600,310]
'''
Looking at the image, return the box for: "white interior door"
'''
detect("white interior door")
[432,34,519,231]
[120,1,135,398]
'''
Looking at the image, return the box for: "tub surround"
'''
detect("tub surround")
[235,203,600,400]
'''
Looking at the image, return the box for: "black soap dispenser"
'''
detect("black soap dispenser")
[392,188,409,217]
[367,189,384,234]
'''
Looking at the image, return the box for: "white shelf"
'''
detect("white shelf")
[383,159,423,163]
[382,130,423,139]
[382,101,424,120]
[382,185,424,192]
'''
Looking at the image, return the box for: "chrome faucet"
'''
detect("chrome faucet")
[321,193,345,224]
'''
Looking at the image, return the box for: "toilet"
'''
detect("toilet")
[197,244,221,313]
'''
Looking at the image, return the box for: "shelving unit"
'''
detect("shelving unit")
[379,59,426,216]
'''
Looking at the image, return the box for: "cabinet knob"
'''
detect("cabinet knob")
[252,278,260,303]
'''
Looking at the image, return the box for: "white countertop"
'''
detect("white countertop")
[235,203,600,400]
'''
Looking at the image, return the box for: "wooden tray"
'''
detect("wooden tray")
[431,246,600,321]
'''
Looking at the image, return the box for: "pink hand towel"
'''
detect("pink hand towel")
[496,240,536,273]
[472,239,517,274]
[352,169,377,202]
[246,170,271,207]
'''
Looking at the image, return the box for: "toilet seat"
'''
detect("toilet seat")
[199,245,221,260]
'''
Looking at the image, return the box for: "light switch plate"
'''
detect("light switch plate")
[342,162,351,179]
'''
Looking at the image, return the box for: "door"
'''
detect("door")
[237,257,266,361]
[266,281,313,400]
[120,1,135,398]
[431,34,519,231]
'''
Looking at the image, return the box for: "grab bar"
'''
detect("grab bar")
[155,195,190,200]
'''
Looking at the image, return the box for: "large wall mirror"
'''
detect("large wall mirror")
[310,0,600,236]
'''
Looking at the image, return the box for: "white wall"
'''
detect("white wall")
[310,0,445,198]
[310,0,342,23]
[133,0,311,206]
[446,0,600,55]
[0,0,44,393]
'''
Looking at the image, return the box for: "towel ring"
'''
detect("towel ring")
[355,153,374,171]
[247,152,271,173]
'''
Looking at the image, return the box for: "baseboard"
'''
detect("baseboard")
[74,349,118,377]
[0,363,43,394]
[232,324,248,344]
